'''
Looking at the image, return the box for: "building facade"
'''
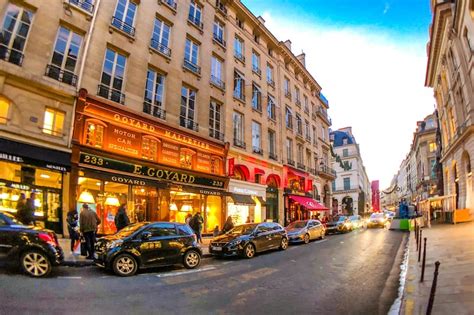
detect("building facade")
[425,0,474,219]
[330,127,371,216]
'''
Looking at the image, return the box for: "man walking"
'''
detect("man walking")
[114,202,130,232]
[79,203,101,260]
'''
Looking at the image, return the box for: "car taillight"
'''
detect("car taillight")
[38,233,58,246]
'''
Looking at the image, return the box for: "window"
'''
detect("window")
[47,26,82,86]
[284,78,291,97]
[297,144,303,164]
[236,17,244,29]
[188,0,202,28]
[306,150,312,168]
[42,108,65,136]
[343,148,349,157]
[286,138,293,161]
[184,38,200,73]
[429,142,437,153]
[112,0,137,36]
[234,36,244,61]
[252,121,261,153]
[180,148,195,169]
[295,87,301,105]
[85,121,104,148]
[252,51,260,75]
[463,28,474,53]
[233,70,245,100]
[151,18,171,56]
[267,95,276,120]
[343,178,351,190]
[69,0,95,13]
[312,126,317,145]
[213,20,225,46]
[268,129,276,157]
[304,95,309,113]
[0,3,34,66]
[266,64,274,85]
[98,48,127,104]
[146,223,177,237]
[332,181,336,192]
[448,107,456,138]
[0,97,10,124]
[253,32,259,43]
[210,56,224,89]
[430,159,437,179]
[296,114,302,135]
[180,86,197,131]
[285,107,293,129]
[210,157,221,175]
[209,101,222,140]
[252,83,262,111]
[321,126,326,141]
[233,111,244,147]
[143,69,165,119]
[142,137,158,161]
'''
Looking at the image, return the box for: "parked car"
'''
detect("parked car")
[286,220,325,244]
[94,222,202,277]
[367,213,389,228]
[349,215,364,229]
[209,222,288,258]
[0,211,64,277]
[325,216,352,234]
[384,211,396,221]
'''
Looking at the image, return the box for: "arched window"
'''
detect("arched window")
[84,119,106,148]
[210,156,222,175]
[233,167,245,180]
[0,96,11,124]
[142,136,159,161]
[180,148,195,169]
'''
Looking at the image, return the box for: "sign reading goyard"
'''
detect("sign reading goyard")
[79,152,226,189]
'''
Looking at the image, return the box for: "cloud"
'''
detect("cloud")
[261,12,434,188]
[383,2,390,14]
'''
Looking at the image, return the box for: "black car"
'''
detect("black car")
[94,222,202,277]
[286,220,325,244]
[325,216,352,234]
[209,222,288,258]
[0,211,64,277]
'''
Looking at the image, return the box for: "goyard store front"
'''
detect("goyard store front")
[70,91,229,235]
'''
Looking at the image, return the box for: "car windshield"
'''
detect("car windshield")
[116,223,148,238]
[287,221,307,229]
[227,224,258,235]
[370,213,385,219]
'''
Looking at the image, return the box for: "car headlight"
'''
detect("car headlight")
[228,239,242,247]
[106,240,123,249]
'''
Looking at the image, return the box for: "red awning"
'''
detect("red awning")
[288,195,329,210]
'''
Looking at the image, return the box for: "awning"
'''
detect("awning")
[255,196,266,206]
[228,193,256,205]
[288,195,329,210]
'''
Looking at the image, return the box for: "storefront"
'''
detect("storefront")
[226,179,267,225]
[0,138,70,234]
[71,92,228,235]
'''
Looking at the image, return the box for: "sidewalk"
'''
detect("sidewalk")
[400,221,474,315]
[59,236,213,266]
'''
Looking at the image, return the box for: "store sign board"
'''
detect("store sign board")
[107,126,141,158]
[79,152,225,189]
[0,153,69,172]
[160,141,180,166]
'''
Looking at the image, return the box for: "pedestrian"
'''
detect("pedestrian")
[213,225,219,237]
[23,192,36,225]
[15,193,27,223]
[192,212,204,244]
[79,203,101,260]
[114,202,130,232]
[66,208,79,253]
[185,213,193,225]
[222,216,234,233]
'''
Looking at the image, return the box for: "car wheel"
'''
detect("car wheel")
[243,243,256,259]
[279,237,289,250]
[112,253,138,277]
[303,233,310,244]
[183,250,201,269]
[21,250,52,277]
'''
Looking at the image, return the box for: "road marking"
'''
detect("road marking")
[314,239,328,244]
[155,266,216,278]
[58,276,82,279]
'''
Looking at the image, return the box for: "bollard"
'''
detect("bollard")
[421,237,427,282]
[426,261,441,315]
[418,229,423,262]
[416,226,419,249]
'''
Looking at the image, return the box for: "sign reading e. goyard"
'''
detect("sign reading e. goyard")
[79,152,225,189]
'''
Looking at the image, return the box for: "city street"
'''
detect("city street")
[0,229,406,315]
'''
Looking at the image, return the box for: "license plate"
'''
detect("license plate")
[211,246,222,251]
[93,253,98,259]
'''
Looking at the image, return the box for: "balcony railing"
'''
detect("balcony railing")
[269,152,278,161]
[45,65,77,86]
[305,135,312,142]
[233,138,246,149]
[253,146,263,155]
[183,59,201,75]
[317,106,332,125]
[158,0,177,11]
[180,116,199,131]
[69,0,94,13]
[188,15,203,29]
[285,91,292,100]
[111,17,135,37]
[209,129,224,141]
[150,38,171,57]
[143,101,166,120]
[234,51,245,63]
[317,165,337,178]
[295,99,302,107]
[267,78,275,88]
[252,66,262,76]
[297,162,306,170]
[97,84,125,104]
[216,0,227,15]
[210,75,225,90]
[308,167,316,175]
[287,159,295,166]
[213,34,226,47]
[0,46,23,66]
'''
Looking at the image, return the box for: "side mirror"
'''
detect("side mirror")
[141,231,152,240]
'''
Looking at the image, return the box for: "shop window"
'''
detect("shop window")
[180,148,195,169]
[210,157,221,175]
[35,169,62,189]
[0,161,21,182]
[0,97,10,124]
[42,108,65,136]
[85,120,105,148]
[142,136,158,161]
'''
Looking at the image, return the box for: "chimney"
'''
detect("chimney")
[284,40,292,51]
[296,51,306,67]
[257,16,265,24]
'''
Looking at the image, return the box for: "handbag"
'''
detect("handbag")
[80,236,87,257]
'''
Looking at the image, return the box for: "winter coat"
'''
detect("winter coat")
[114,206,130,231]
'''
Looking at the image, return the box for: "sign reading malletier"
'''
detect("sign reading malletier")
[79,152,225,189]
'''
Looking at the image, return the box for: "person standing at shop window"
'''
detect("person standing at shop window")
[66,208,79,254]
[80,203,101,260]
[114,202,130,232]
[190,212,204,244]
[15,193,27,224]
[23,192,36,225]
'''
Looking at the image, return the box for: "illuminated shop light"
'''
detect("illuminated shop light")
[40,174,51,179]
[169,203,178,211]
[78,190,95,203]
[105,196,120,206]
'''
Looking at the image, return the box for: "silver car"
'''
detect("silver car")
[285,220,325,244]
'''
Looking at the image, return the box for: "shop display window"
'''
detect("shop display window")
[0,161,20,182]
[206,195,222,232]
[179,149,195,169]
[227,203,250,226]
[142,137,158,161]
[85,120,105,148]
[169,191,202,223]
[103,181,128,235]
[35,169,62,189]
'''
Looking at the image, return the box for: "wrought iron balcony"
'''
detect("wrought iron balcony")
[253,146,263,155]
[285,91,292,100]
[287,159,295,166]
[97,84,125,104]
[317,165,337,179]
[210,75,225,90]
[233,138,246,149]
[183,59,201,75]
[45,65,77,86]
[234,52,245,63]
[68,0,94,13]
[188,14,203,29]
[150,38,171,57]
[209,129,224,141]
[295,99,302,107]
[317,106,332,125]
[143,101,166,120]
[158,0,177,11]
[269,152,278,161]
[308,167,316,175]
[111,17,135,37]
[216,0,227,15]
[0,46,23,66]
[267,78,275,88]
[180,116,199,131]
[252,66,262,76]
[297,162,306,170]
[213,34,226,47]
